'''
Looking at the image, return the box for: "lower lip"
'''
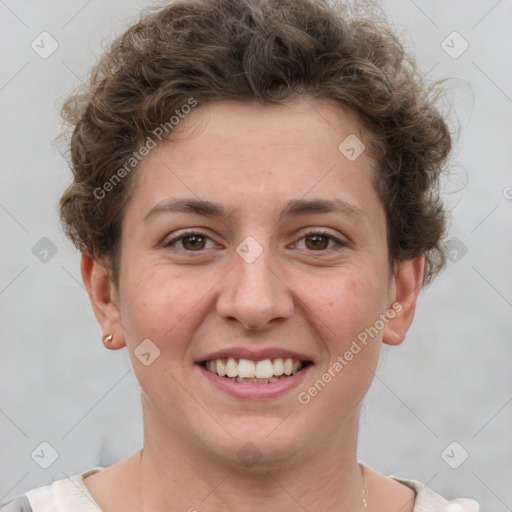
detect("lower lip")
[197,363,313,399]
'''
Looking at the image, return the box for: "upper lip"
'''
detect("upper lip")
[197,347,314,363]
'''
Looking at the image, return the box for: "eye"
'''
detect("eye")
[163,229,347,253]
[163,231,217,251]
[293,231,347,252]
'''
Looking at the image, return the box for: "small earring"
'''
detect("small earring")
[103,333,113,344]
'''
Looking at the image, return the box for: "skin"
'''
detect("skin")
[81,97,423,512]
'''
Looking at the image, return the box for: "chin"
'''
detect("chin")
[194,414,314,471]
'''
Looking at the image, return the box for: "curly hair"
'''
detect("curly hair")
[59,0,452,287]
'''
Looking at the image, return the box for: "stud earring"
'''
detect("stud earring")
[103,333,113,344]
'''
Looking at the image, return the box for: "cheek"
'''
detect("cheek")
[295,275,384,422]
[308,271,387,345]
[119,265,203,353]
[118,267,205,417]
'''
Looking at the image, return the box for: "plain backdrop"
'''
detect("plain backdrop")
[1,0,511,509]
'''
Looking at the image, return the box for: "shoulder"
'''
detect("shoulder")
[392,476,480,512]
[0,468,103,512]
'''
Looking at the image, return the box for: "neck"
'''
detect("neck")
[138,404,366,512]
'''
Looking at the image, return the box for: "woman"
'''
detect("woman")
[1,0,480,510]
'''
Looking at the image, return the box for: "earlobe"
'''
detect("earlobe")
[382,255,424,346]
[81,251,126,350]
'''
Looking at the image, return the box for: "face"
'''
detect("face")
[87,97,420,469]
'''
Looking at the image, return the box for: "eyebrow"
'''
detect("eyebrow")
[143,197,367,223]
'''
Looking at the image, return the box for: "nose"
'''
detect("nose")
[216,245,294,331]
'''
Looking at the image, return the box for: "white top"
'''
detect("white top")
[1,468,480,512]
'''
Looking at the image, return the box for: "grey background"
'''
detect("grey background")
[1,0,511,509]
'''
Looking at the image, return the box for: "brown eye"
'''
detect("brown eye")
[164,231,216,252]
[293,231,347,253]
[181,234,207,251]
[304,234,330,250]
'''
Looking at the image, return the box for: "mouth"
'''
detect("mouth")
[199,357,313,384]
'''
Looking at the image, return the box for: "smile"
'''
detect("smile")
[201,357,311,383]
[197,354,314,399]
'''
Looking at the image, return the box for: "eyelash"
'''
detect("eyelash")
[163,229,348,254]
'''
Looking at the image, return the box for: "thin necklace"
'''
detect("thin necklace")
[361,463,368,511]
[139,450,368,511]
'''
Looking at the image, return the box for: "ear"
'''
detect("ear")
[382,255,424,346]
[81,251,126,350]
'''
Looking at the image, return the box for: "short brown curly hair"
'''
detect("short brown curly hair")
[59,0,451,287]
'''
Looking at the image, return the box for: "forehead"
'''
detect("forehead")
[125,97,382,224]
[166,98,370,169]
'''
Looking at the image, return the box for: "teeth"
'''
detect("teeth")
[226,357,238,378]
[203,356,307,380]
[228,376,285,383]
[255,359,274,379]
[238,359,255,378]
[273,358,284,376]
[216,359,226,377]
[283,358,293,375]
